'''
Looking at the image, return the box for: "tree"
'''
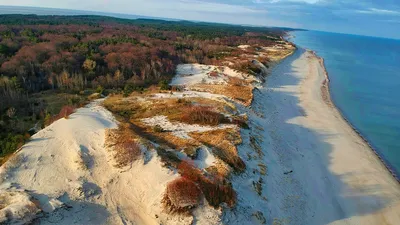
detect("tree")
[113,69,124,87]
[6,107,16,118]
[82,58,96,72]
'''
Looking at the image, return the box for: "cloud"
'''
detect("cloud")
[177,0,268,14]
[356,8,400,15]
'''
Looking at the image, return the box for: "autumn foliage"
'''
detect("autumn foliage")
[177,161,236,209]
[162,177,202,214]
[0,14,283,101]
[44,105,76,126]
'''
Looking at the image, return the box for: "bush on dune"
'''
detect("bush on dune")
[177,161,236,209]
[44,105,76,127]
[162,177,202,214]
[179,106,227,126]
[59,106,76,119]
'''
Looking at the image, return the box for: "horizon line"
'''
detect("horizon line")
[0,5,399,41]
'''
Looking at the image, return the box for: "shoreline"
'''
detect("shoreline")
[308,49,400,183]
[258,48,400,224]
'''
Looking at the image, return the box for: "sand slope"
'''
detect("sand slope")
[254,49,400,225]
[0,100,188,225]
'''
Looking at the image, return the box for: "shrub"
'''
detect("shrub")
[59,105,75,119]
[43,105,76,127]
[123,83,143,96]
[0,133,28,157]
[159,80,170,90]
[153,125,164,133]
[180,106,227,126]
[177,161,236,208]
[96,85,104,94]
[162,177,202,214]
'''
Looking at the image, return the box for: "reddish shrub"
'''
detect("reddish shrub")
[58,105,76,119]
[178,161,203,183]
[177,161,236,209]
[44,105,76,127]
[162,177,202,214]
[180,106,227,126]
[208,71,219,77]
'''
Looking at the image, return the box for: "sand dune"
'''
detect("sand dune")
[1,48,399,225]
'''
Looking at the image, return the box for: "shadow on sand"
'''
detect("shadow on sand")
[224,48,398,225]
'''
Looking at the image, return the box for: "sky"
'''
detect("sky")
[1,0,400,39]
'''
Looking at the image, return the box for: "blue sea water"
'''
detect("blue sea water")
[289,31,400,177]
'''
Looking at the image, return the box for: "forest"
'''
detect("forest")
[0,14,289,160]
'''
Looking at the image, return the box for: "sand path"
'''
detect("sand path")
[256,49,400,225]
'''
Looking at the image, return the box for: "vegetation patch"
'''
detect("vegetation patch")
[162,177,203,214]
[192,84,254,106]
[105,123,143,168]
[44,105,76,127]
[190,128,245,172]
[179,105,228,126]
[178,161,236,208]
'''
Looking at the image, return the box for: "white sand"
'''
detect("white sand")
[230,49,400,225]
[170,64,253,87]
[0,99,202,225]
[141,115,236,139]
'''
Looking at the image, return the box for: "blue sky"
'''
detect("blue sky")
[1,0,400,39]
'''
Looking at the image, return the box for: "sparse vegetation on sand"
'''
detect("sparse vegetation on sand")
[190,128,245,172]
[103,88,244,213]
[178,161,236,208]
[105,123,142,168]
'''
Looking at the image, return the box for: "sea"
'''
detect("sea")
[289,31,400,178]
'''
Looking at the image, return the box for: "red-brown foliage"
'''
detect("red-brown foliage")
[177,161,236,208]
[44,105,76,126]
[59,105,75,119]
[162,177,202,214]
[208,71,219,77]
[180,106,227,126]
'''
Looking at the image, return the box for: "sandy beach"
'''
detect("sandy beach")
[255,48,400,224]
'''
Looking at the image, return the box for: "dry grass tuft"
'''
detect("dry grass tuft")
[162,177,202,214]
[105,123,142,168]
[250,135,263,158]
[253,177,264,196]
[179,105,228,126]
[258,163,267,176]
[190,128,245,172]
